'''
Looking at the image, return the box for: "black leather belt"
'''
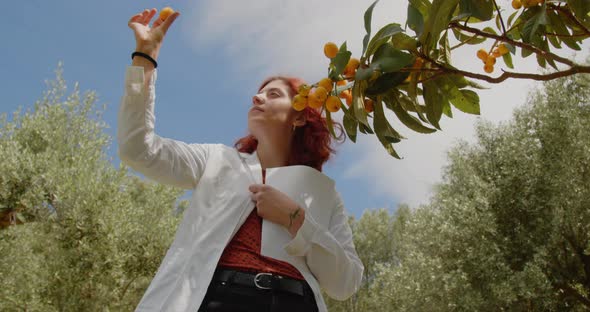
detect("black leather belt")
[212,269,307,297]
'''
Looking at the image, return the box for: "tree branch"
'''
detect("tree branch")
[449,21,577,67]
[418,52,590,84]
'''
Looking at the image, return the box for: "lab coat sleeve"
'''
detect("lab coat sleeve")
[117,66,212,189]
[284,193,364,300]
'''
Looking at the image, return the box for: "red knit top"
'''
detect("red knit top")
[217,170,305,281]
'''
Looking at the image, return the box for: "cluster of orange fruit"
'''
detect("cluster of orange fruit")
[512,0,544,9]
[291,42,374,113]
[477,43,509,73]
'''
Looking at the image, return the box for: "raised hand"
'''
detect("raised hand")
[127,8,180,60]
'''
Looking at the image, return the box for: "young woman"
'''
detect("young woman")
[120,8,364,312]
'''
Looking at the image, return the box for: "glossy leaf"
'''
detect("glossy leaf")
[423,80,443,129]
[366,72,411,96]
[420,0,459,51]
[371,43,415,73]
[366,23,404,58]
[458,0,494,22]
[407,3,425,36]
[343,113,358,142]
[362,0,380,57]
[386,94,437,134]
[330,42,352,80]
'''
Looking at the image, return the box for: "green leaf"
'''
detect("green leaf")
[423,80,443,129]
[355,67,374,81]
[507,10,520,28]
[366,72,410,96]
[325,109,337,139]
[370,43,415,73]
[420,0,460,51]
[352,82,369,127]
[567,0,590,25]
[343,113,358,142]
[502,50,514,69]
[521,6,548,43]
[330,42,352,80]
[548,9,582,51]
[391,32,419,51]
[377,134,402,159]
[407,3,425,36]
[451,28,487,45]
[362,0,380,57]
[359,123,375,134]
[458,0,494,22]
[374,98,404,144]
[442,101,453,118]
[366,23,404,58]
[386,94,437,134]
[439,31,451,64]
[450,89,480,115]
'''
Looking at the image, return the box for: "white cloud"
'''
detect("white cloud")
[182,0,590,208]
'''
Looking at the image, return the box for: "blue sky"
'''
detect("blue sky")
[0,1,401,218]
[3,1,585,219]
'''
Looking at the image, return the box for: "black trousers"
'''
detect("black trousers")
[197,275,319,312]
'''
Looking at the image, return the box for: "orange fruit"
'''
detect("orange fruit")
[326,96,342,113]
[298,84,311,97]
[364,98,374,113]
[339,90,353,106]
[512,0,522,9]
[491,48,502,58]
[324,42,339,59]
[344,58,360,77]
[485,56,496,66]
[309,87,328,109]
[484,64,494,73]
[498,44,509,55]
[318,78,334,93]
[159,7,175,21]
[291,94,308,111]
[476,49,488,61]
[336,80,347,86]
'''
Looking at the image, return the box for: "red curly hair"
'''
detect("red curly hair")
[234,76,344,172]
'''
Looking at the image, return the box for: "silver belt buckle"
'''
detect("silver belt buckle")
[254,273,273,290]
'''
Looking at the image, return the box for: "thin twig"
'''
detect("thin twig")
[492,0,507,35]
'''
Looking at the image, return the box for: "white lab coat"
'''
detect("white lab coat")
[117,66,364,312]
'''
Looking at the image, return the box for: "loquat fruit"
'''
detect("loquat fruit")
[159,7,175,21]
[324,42,339,59]
[318,78,334,93]
[291,94,308,111]
[477,49,488,61]
[326,96,342,113]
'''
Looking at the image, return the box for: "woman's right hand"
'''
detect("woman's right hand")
[128,8,180,61]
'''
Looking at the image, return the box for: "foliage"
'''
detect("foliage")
[0,64,184,311]
[320,0,590,158]
[328,73,590,311]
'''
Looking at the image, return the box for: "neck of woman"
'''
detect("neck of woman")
[256,135,292,170]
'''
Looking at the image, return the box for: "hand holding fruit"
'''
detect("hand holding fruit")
[128,7,180,61]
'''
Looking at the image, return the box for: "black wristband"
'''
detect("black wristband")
[132,51,158,68]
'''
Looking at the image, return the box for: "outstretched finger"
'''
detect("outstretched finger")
[159,11,180,34]
[140,8,157,25]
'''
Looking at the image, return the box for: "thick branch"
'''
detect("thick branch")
[418,52,590,83]
[449,22,577,67]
